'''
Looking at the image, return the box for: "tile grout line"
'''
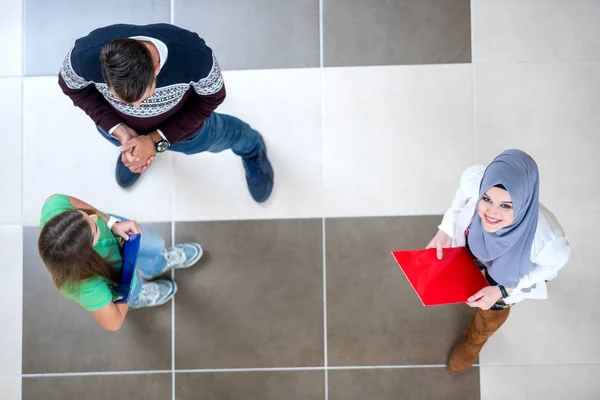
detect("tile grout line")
[470,0,476,167]
[474,361,600,367]
[170,0,175,24]
[20,0,26,225]
[471,64,477,166]
[319,0,324,69]
[469,4,480,398]
[171,228,175,400]
[170,4,176,400]
[178,367,329,374]
[322,218,328,399]
[175,365,459,374]
[170,163,176,400]
[20,364,447,378]
[170,0,176,388]
[23,370,173,378]
[20,0,26,392]
[319,0,328,398]
[21,0,26,76]
[23,362,600,378]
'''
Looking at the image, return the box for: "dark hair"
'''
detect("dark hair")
[494,184,507,190]
[38,209,120,290]
[100,38,155,103]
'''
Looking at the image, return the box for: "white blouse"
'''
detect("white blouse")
[438,165,571,304]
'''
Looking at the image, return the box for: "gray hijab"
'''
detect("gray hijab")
[467,149,540,289]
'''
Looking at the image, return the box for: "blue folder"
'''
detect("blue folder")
[115,233,141,304]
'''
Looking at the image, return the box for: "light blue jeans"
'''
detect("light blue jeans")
[110,215,168,303]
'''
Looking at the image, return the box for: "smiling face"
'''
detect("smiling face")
[477,186,515,233]
[79,211,100,246]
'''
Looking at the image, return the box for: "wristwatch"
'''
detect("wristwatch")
[107,216,121,230]
[151,131,169,153]
[498,285,509,299]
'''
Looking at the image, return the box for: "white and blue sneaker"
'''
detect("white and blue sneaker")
[140,243,204,280]
[163,243,203,270]
[130,279,177,309]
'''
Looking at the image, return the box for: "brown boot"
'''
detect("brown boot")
[447,307,511,374]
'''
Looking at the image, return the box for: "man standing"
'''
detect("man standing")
[59,23,274,203]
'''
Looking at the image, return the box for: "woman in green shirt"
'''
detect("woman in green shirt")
[38,194,203,331]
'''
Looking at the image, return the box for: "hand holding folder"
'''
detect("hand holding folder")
[391,247,488,306]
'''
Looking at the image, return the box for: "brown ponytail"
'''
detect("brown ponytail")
[38,209,120,289]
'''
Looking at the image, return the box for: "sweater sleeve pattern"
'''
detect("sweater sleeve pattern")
[60,48,93,90]
[191,51,224,96]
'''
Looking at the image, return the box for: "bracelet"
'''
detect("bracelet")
[498,285,509,299]
[107,216,121,230]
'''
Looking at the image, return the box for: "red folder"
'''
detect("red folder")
[391,247,489,306]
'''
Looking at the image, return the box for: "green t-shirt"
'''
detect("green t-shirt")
[40,195,137,311]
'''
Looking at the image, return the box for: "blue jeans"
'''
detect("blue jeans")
[110,215,167,303]
[97,112,263,158]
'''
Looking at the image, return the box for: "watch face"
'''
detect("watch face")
[156,140,169,153]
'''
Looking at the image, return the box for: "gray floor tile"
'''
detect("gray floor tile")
[22,224,172,373]
[323,0,471,67]
[22,373,172,400]
[174,220,324,369]
[326,216,475,366]
[24,0,170,75]
[174,0,319,70]
[176,371,325,400]
[328,367,480,400]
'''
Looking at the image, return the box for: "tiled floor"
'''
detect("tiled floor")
[174,220,324,370]
[322,0,472,67]
[176,370,325,400]
[2,1,600,399]
[322,64,474,217]
[22,374,173,400]
[328,368,480,400]
[23,0,171,75]
[325,216,474,367]
[175,0,320,70]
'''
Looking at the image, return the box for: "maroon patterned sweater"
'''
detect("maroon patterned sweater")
[58,24,226,144]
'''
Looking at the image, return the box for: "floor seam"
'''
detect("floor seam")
[23,362,600,378]
[322,218,328,398]
[20,365,448,378]
[319,0,328,397]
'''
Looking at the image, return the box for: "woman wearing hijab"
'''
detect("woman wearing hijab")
[426,149,570,373]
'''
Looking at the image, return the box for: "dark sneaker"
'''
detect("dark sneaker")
[130,279,177,309]
[115,155,141,188]
[242,137,274,203]
[140,243,204,280]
